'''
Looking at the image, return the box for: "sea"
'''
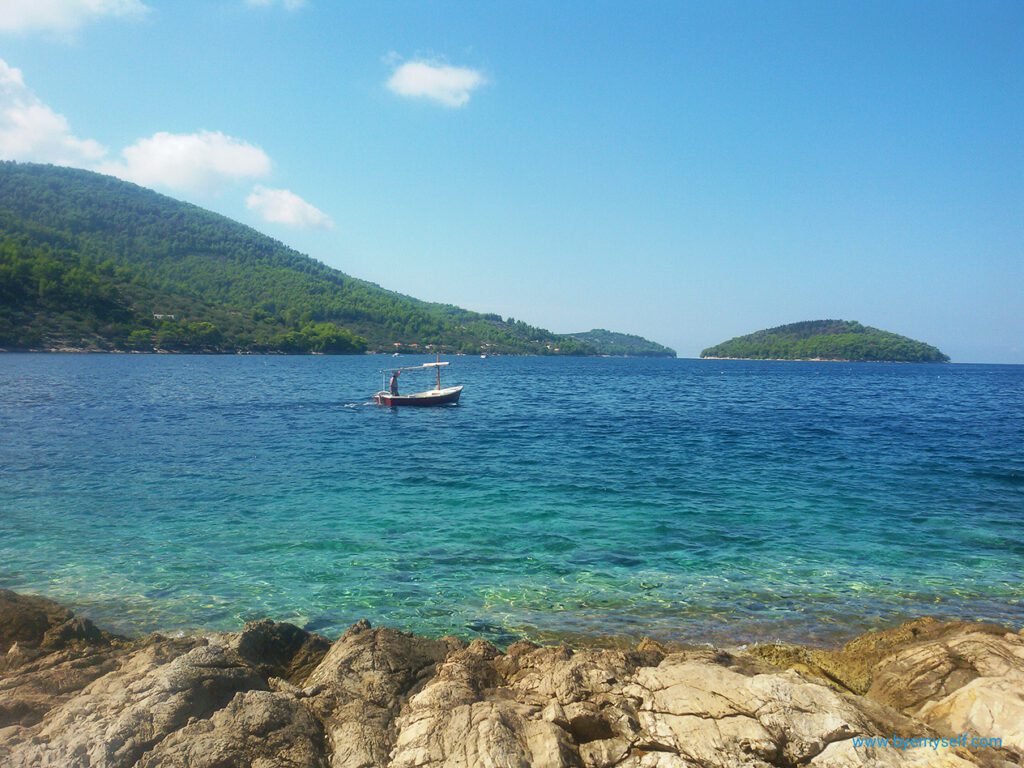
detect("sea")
[1,354,1021,646]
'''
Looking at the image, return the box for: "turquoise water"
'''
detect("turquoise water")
[1,355,1021,645]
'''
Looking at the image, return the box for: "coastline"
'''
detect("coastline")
[2,589,1021,767]
[699,356,944,363]
[0,348,676,358]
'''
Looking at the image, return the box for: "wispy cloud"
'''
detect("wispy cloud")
[386,58,486,108]
[100,130,272,194]
[0,0,148,35]
[0,59,107,164]
[245,0,307,11]
[246,185,333,229]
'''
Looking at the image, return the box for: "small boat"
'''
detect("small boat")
[374,358,463,407]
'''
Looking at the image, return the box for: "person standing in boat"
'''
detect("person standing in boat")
[389,369,400,396]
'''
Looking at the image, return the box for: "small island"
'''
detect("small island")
[701,320,949,363]
[568,329,676,357]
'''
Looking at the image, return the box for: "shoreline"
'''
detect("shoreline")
[5,584,1021,656]
[2,588,1022,766]
[700,355,947,363]
[17,583,1022,653]
[0,348,677,358]
[14,599,1024,656]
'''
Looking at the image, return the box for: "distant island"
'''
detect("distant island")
[701,320,949,362]
[0,162,671,357]
[567,329,675,357]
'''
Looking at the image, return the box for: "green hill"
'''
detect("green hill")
[568,329,675,357]
[0,162,666,356]
[700,320,949,362]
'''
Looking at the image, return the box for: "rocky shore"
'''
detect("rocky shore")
[1,590,1021,767]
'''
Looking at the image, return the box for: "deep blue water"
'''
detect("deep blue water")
[1,354,1021,645]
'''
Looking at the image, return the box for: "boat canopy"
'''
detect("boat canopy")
[381,362,449,373]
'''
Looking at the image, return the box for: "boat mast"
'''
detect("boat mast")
[435,353,441,390]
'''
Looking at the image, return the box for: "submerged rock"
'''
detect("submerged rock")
[0,591,1020,767]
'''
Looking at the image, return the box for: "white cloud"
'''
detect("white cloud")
[1,61,269,192]
[0,0,148,34]
[386,59,486,108]
[246,185,333,229]
[245,0,306,10]
[1,58,332,223]
[100,130,272,193]
[0,58,107,164]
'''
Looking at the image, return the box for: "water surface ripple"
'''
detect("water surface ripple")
[1,355,1021,645]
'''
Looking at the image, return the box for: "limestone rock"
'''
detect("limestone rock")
[868,630,1024,756]
[0,590,76,652]
[137,689,329,768]
[808,739,985,767]
[231,619,331,685]
[749,618,997,696]
[391,639,578,768]
[0,643,126,728]
[390,638,953,768]
[2,639,264,767]
[303,618,460,768]
[0,591,1020,768]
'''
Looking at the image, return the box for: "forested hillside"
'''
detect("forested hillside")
[700,320,949,362]
[0,162,666,356]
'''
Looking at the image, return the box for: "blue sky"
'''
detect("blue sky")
[1,1,1021,361]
